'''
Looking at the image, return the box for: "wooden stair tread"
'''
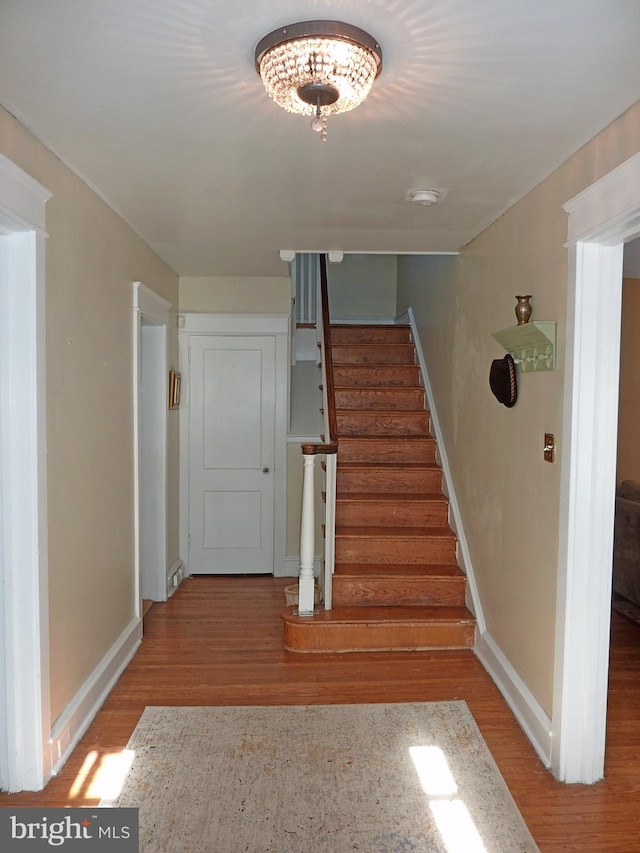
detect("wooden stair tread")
[332,323,411,329]
[283,605,474,625]
[334,563,465,577]
[336,525,455,538]
[337,461,441,470]
[336,492,447,503]
[334,385,422,391]
[339,436,434,443]
[336,407,428,413]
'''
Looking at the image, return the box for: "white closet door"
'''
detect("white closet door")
[188,335,275,574]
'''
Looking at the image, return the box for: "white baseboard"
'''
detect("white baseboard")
[279,557,322,578]
[49,617,142,776]
[475,629,552,768]
[166,558,185,598]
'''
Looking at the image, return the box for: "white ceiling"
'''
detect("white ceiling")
[1,0,639,276]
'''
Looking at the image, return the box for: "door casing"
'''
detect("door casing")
[553,150,640,783]
[133,282,170,603]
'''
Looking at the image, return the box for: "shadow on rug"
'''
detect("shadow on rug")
[103,701,538,852]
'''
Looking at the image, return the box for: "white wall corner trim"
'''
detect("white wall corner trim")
[475,631,552,767]
[552,154,640,784]
[49,618,142,776]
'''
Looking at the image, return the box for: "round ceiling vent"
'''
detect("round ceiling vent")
[409,189,441,206]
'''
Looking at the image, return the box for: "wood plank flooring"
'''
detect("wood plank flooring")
[2,575,640,852]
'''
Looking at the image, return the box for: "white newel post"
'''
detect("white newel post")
[298,450,317,615]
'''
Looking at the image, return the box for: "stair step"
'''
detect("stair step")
[335,494,449,527]
[334,562,464,576]
[333,564,466,607]
[337,410,431,436]
[332,344,417,365]
[332,365,422,387]
[282,606,475,653]
[338,436,437,463]
[335,526,457,565]
[335,462,443,493]
[334,386,425,410]
[331,324,412,345]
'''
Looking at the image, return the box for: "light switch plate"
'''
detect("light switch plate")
[544,433,555,463]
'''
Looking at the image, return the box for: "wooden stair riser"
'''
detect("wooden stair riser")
[335,497,449,527]
[334,387,425,410]
[332,576,467,607]
[335,533,457,565]
[338,437,436,463]
[330,325,412,345]
[332,344,416,365]
[337,411,431,436]
[336,465,443,494]
[283,610,475,653]
[332,365,422,387]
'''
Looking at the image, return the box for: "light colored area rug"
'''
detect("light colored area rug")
[106,702,539,852]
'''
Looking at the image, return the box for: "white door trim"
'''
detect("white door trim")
[0,154,52,791]
[132,282,170,606]
[178,313,289,577]
[553,150,640,783]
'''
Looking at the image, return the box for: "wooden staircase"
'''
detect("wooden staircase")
[283,323,475,653]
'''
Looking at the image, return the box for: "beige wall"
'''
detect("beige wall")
[179,276,291,313]
[0,105,180,723]
[618,278,640,485]
[327,254,397,320]
[397,100,640,715]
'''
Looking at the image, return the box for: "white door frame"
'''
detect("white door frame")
[0,154,52,791]
[552,151,640,783]
[132,282,170,606]
[178,313,289,577]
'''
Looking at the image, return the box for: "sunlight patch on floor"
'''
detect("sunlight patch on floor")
[83,750,135,804]
[410,745,487,853]
[68,750,99,800]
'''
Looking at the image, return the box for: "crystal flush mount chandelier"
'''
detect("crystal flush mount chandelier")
[255,20,383,141]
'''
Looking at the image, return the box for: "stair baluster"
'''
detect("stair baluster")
[298,449,317,615]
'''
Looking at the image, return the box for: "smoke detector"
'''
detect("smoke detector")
[409,189,441,206]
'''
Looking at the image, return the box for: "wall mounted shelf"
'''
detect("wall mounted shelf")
[491,321,556,372]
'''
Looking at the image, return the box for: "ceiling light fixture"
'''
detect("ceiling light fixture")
[255,20,382,142]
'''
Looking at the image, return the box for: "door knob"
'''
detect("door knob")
[263,467,270,473]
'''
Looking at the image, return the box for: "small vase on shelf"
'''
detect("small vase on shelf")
[515,294,532,325]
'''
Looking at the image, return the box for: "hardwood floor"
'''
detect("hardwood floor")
[2,575,640,851]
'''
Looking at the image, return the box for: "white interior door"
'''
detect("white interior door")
[188,335,276,574]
